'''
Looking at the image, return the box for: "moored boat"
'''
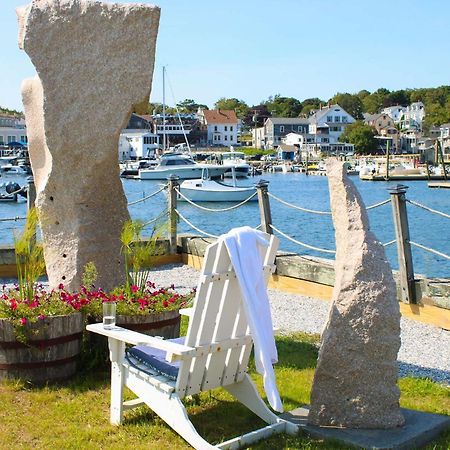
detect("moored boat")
[138,153,228,180]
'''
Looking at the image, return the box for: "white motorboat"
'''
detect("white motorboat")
[178,169,257,202]
[220,151,251,178]
[138,153,228,180]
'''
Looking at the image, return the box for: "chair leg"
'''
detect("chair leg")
[109,338,126,425]
[224,374,281,425]
[128,374,216,449]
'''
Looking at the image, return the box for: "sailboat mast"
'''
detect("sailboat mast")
[162,66,166,152]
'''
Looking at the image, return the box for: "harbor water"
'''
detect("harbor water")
[0,172,449,279]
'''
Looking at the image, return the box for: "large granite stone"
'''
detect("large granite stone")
[308,159,404,429]
[18,0,160,291]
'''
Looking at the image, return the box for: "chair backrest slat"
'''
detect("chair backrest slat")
[175,233,279,398]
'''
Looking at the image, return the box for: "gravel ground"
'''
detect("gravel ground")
[149,263,450,386]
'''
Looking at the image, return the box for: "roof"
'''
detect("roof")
[267,117,310,125]
[277,144,297,151]
[202,109,238,124]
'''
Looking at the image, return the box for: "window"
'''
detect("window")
[224,135,228,141]
[230,126,233,131]
[224,126,228,131]
[21,136,27,143]
[7,136,16,143]
[335,116,340,122]
[342,116,347,123]
[0,136,3,144]
[214,126,218,132]
[327,116,332,122]
[280,126,284,132]
[230,135,233,141]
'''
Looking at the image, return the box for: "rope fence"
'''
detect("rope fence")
[127,185,165,206]
[410,241,450,261]
[406,199,450,220]
[269,223,336,255]
[0,216,26,222]
[175,209,219,239]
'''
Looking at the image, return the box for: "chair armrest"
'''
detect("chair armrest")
[86,323,195,360]
[179,307,194,317]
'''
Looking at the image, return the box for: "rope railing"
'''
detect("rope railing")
[410,241,450,261]
[382,239,396,247]
[0,216,26,222]
[406,199,450,220]
[268,192,332,215]
[269,223,336,255]
[127,185,166,206]
[366,198,391,210]
[268,192,391,215]
[175,209,219,238]
[142,209,167,229]
[174,187,257,212]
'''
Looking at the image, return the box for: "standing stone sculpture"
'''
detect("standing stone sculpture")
[17,0,160,291]
[308,159,404,429]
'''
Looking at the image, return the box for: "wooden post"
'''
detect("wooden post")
[255,179,272,234]
[437,140,448,180]
[388,184,416,304]
[27,177,36,210]
[385,139,390,181]
[167,174,179,254]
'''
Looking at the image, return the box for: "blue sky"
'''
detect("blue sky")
[1,0,450,111]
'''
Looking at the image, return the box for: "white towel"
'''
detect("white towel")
[220,226,283,412]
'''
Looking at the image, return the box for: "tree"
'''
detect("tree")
[300,97,323,116]
[214,98,249,119]
[329,92,364,119]
[339,121,377,154]
[262,94,302,117]
[362,88,391,114]
[176,99,208,114]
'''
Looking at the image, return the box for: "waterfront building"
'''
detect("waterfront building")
[307,104,355,154]
[198,109,238,146]
[153,113,203,148]
[365,113,400,151]
[400,102,425,131]
[439,123,450,162]
[381,105,406,123]
[0,114,27,147]
[119,113,159,160]
[256,117,310,149]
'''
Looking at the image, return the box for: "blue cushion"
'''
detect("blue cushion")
[125,336,185,381]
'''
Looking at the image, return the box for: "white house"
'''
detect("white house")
[308,104,355,154]
[0,114,27,146]
[381,105,406,123]
[401,102,425,131]
[118,130,159,161]
[198,109,238,146]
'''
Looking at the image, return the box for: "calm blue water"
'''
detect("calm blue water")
[1,173,449,278]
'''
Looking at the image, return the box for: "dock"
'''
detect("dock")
[428,181,450,189]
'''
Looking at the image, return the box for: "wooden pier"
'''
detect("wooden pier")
[428,181,450,189]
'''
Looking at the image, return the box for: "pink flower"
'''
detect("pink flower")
[131,285,139,293]
[162,300,168,308]
[58,283,65,290]
[38,314,46,320]
[20,318,27,326]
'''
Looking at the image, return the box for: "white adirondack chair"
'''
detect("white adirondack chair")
[87,232,297,449]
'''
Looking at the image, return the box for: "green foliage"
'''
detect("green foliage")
[339,120,377,154]
[214,97,249,118]
[0,106,23,116]
[239,147,276,156]
[263,94,303,117]
[81,262,98,288]
[120,220,165,294]
[13,208,46,302]
[176,98,208,114]
[329,92,364,119]
[0,332,448,449]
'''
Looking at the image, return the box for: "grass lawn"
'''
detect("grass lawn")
[0,331,449,449]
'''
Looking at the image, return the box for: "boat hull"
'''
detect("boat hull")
[178,179,257,202]
[138,166,227,180]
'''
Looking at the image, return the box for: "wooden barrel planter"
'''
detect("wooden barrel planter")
[0,313,83,384]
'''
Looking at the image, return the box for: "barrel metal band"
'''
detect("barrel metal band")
[0,332,83,350]
[0,354,78,370]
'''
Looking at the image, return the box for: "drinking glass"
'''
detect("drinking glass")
[103,302,116,329]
